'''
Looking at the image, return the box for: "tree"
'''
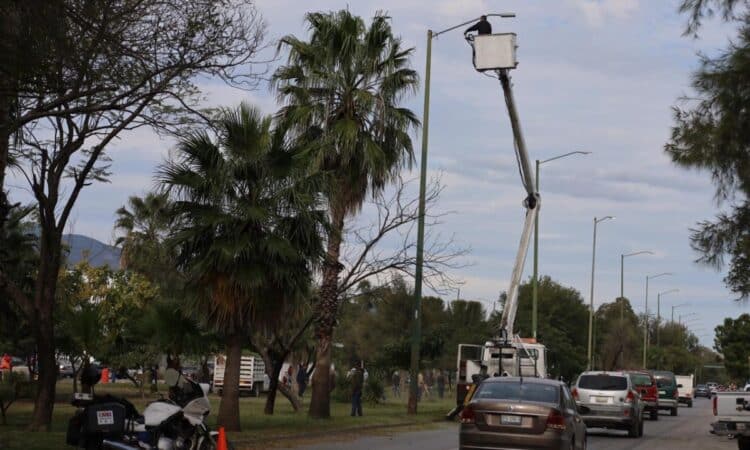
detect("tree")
[667,0,750,299]
[159,104,325,431]
[0,204,37,360]
[274,10,420,418]
[0,0,267,430]
[510,276,590,382]
[715,314,750,380]
[115,193,175,278]
[593,298,642,370]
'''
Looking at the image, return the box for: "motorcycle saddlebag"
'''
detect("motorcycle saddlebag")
[85,402,126,435]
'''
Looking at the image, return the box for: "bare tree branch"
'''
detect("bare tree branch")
[338,174,471,297]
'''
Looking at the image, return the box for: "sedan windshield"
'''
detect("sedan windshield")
[474,381,559,404]
[578,375,627,391]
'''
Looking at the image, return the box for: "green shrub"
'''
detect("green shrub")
[363,376,385,404]
[332,371,352,403]
[0,372,36,424]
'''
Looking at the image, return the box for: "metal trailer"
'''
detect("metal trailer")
[212,355,267,397]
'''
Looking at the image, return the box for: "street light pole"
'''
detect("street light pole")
[656,289,679,348]
[642,272,672,368]
[531,151,590,339]
[671,302,689,323]
[409,12,515,416]
[679,313,698,326]
[620,251,653,320]
[587,215,614,370]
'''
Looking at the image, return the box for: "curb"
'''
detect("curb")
[231,418,450,445]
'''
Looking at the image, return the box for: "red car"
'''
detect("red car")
[626,371,659,420]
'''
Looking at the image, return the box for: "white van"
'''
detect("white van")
[676,374,695,407]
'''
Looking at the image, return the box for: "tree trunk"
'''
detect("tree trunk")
[278,380,302,412]
[263,358,283,415]
[308,207,345,419]
[217,333,242,431]
[71,359,80,394]
[29,230,62,431]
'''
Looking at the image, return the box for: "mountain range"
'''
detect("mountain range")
[63,234,121,268]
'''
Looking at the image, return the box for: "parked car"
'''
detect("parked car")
[676,374,695,407]
[459,376,587,450]
[653,370,679,416]
[695,384,711,398]
[572,371,644,438]
[626,370,659,420]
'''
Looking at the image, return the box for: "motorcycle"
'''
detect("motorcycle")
[67,366,231,450]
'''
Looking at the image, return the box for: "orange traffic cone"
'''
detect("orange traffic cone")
[217,427,228,450]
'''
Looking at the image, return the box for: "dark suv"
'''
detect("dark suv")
[652,370,679,416]
[627,371,659,420]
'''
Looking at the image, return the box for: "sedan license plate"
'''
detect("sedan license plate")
[501,415,523,425]
[594,396,609,403]
[659,390,666,395]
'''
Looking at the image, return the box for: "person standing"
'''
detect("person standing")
[392,370,401,398]
[437,370,446,399]
[296,363,308,397]
[350,361,364,417]
[0,354,11,380]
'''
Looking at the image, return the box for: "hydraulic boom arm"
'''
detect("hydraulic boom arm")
[496,69,539,341]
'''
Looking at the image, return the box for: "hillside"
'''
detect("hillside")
[63,234,121,268]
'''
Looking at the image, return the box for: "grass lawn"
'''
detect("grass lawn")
[0,380,457,449]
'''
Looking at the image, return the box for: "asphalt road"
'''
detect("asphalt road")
[279,397,736,450]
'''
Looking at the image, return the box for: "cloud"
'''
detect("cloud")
[572,0,640,27]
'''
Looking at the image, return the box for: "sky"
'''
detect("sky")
[7,0,749,348]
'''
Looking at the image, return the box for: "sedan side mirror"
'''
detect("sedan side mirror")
[577,404,591,415]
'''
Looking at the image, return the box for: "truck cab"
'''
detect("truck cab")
[454,339,548,411]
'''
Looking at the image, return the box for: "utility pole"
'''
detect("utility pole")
[409,28,431,416]
[587,216,613,370]
[531,151,589,340]
[409,12,516,415]
[642,272,672,368]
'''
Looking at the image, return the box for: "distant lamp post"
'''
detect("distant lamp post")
[656,289,679,348]
[587,215,614,370]
[642,272,672,368]
[410,11,516,416]
[619,251,653,319]
[670,302,689,323]
[531,151,590,339]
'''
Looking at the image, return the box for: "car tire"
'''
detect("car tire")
[638,419,644,437]
[738,436,750,450]
[650,409,659,421]
[670,407,678,416]
[688,400,693,408]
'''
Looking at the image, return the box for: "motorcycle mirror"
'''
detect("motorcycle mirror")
[164,368,180,387]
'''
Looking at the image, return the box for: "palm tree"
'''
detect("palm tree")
[158,103,325,431]
[273,10,419,418]
[114,192,174,278]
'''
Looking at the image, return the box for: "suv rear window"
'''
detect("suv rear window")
[655,376,675,388]
[475,381,559,404]
[629,374,652,386]
[578,375,628,390]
